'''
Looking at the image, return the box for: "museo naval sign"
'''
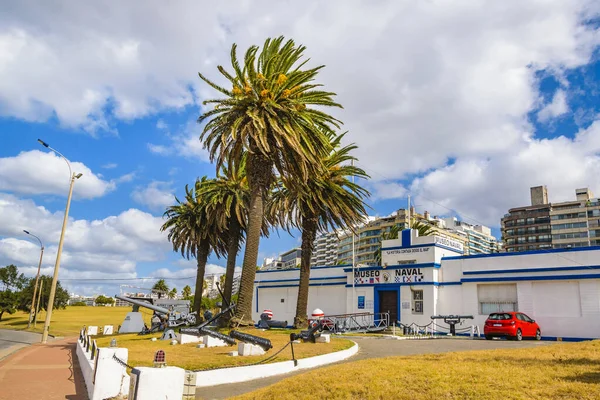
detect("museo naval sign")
[354,268,425,284]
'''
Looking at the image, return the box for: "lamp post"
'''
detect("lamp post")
[37,139,82,344]
[23,230,44,329]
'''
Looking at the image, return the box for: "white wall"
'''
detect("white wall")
[75,334,129,400]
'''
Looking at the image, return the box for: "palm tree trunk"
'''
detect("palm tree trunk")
[221,217,241,325]
[193,239,210,314]
[233,152,271,326]
[294,216,318,328]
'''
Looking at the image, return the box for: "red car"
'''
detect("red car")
[484,311,541,341]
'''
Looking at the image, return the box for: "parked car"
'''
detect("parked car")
[483,311,541,341]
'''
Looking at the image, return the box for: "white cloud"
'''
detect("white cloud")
[148,120,210,162]
[1,1,600,230]
[0,193,171,275]
[538,89,569,122]
[102,163,118,169]
[0,150,115,199]
[131,181,175,211]
[408,120,600,226]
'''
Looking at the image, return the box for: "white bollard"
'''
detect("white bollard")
[103,325,114,335]
[470,325,474,339]
[87,326,98,336]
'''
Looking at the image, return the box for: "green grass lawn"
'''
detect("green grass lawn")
[0,306,153,337]
[95,328,354,371]
[0,307,354,370]
[233,340,600,400]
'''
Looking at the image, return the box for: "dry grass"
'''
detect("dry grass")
[0,307,153,337]
[233,340,600,400]
[95,328,354,371]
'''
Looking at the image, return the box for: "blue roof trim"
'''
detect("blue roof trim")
[461,273,600,283]
[343,263,440,272]
[257,282,345,289]
[443,245,600,260]
[345,281,461,288]
[255,264,351,274]
[463,265,600,276]
[381,243,464,254]
[254,276,346,284]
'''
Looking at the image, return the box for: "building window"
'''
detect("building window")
[478,284,518,315]
[412,290,423,314]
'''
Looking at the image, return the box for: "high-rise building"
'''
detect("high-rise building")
[310,230,340,266]
[502,186,600,252]
[441,217,500,255]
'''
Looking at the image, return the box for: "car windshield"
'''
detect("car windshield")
[488,313,512,320]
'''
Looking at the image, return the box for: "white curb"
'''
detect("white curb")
[195,341,359,387]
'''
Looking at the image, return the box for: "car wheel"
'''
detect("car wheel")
[516,329,522,341]
[535,329,541,341]
[485,335,493,340]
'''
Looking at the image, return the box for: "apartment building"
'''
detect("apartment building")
[502,186,600,252]
[501,186,552,252]
[441,217,500,255]
[310,231,340,266]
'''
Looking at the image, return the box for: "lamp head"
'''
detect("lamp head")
[37,139,49,148]
[74,173,83,179]
[23,230,30,234]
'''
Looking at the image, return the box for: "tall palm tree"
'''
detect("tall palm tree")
[270,135,370,327]
[152,279,169,299]
[199,156,270,323]
[198,36,342,325]
[161,178,226,313]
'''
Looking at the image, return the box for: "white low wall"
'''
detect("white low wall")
[75,330,130,400]
[196,341,358,387]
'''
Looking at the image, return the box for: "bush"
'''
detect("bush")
[71,301,87,306]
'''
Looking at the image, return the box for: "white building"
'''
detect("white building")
[310,231,340,266]
[252,229,600,340]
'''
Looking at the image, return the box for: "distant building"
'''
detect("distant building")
[502,186,600,252]
[68,295,96,306]
[310,231,340,266]
[280,248,302,269]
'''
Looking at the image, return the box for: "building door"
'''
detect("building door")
[378,291,398,323]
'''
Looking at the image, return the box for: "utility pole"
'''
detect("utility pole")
[23,230,44,329]
[34,280,43,328]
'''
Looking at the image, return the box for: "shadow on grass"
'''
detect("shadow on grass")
[563,370,600,384]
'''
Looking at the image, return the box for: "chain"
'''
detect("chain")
[112,353,135,370]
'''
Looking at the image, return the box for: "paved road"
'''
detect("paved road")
[196,336,554,400]
[0,329,44,360]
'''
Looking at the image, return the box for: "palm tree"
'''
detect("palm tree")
[181,285,192,299]
[152,279,169,299]
[198,37,342,325]
[412,220,436,236]
[168,288,177,299]
[270,135,370,327]
[199,157,252,321]
[161,178,226,313]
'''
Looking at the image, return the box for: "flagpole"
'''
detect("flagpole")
[351,159,356,313]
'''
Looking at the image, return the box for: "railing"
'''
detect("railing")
[318,312,389,333]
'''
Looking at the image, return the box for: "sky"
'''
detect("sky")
[1,0,600,297]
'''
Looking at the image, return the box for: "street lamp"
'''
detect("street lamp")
[37,139,83,344]
[23,230,44,329]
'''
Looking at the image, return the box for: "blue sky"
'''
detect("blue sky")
[1,1,600,296]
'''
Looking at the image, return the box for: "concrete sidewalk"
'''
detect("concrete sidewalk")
[0,338,87,400]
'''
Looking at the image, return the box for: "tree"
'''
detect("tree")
[181,285,192,299]
[270,136,370,327]
[152,279,169,299]
[17,275,69,319]
[169,288,177,299]
[0,265,27,321]
[161,179,226,313]
[199,156,269,323]
[94,295,115,306]
[198,37,342,325]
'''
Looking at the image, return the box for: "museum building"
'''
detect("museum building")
[253,229,600,340]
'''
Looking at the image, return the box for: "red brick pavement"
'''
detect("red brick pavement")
[0,338,87,400]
